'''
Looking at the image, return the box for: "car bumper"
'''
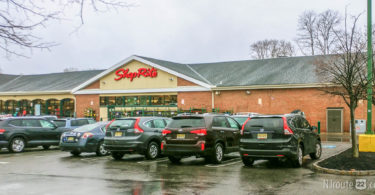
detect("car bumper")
[104,139,145,153]
[60,141,96,152]
[161,141,211,157]
[239,147,297,159]
[0,140,9,148]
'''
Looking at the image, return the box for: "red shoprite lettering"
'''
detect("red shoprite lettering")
[114,67,158,81]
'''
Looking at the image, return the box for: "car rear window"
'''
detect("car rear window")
[71,119,89,126]
[244,117,283,132]
[168,117,205,128]
[53,120,67,127]
[232,117,248,125]
[109,119,136,129]
[74,123,100,133]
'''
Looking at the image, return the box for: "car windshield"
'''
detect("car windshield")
[74,123,102,133]
[109,119,136,129]
[232,117,248,125]
[53,120,66,127]
[168,117,205,128]
[245,117,283,132]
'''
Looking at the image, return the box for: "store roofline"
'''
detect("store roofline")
[0,90,72,96]
[73,86,211,95]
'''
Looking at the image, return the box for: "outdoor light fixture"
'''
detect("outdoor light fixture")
[169,77,174,81]
[102,81,106,85]
[246,90,251,95]
[215,91,221,95]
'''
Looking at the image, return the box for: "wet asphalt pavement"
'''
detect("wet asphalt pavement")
[0,140,374,195]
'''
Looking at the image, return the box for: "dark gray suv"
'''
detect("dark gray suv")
[240,114,321,167]
[104,117,170,160]
[0,117,68,152]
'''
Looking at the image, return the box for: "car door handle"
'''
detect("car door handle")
[233,131,239,134]
[154,130,159,133]
[220,131,224,133]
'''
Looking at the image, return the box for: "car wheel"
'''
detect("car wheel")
[241,157,254,166]
[42,145,50,150]
[96,141,108,156]
[309,141,322,160]
[210,143,224,164]
[168,156,181,164]
[292,145,303,168]
[111,152,124,160]
[145,141,159,160]
[70,150,81,156]
[9,137,26,153]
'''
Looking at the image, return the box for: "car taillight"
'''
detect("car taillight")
[134,118,144,133]
[282,117,294,135]
[190,129,207,136]
[81,132,93,139]
[241,118,251,135]
[200,142,205,151]
[105,119,115,130]
[161,141,165,150]
[0,129,5,134]
[162,129,171,136]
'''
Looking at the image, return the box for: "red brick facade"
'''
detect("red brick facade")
[177,78,199,86]
[84,80,100,89]
[75,94,100,121]
[177,91,212,111]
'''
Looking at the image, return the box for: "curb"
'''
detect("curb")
[313,148,375,176]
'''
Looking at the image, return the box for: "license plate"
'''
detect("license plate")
[67,137,75,141]
[115,132,123,137]
[257,133,267,139]
[176,134,185,139]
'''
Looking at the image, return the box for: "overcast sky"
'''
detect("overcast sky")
[0,0,369,75]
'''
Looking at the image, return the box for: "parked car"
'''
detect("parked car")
[161,114,241,164]
[60,122,109,156]
[104,117,170,160]
[53,118,96,130]
[240,114,322,167]
[39,115,58,121]
[0,117,68,152]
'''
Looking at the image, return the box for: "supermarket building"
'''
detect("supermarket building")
[0,55,373,133]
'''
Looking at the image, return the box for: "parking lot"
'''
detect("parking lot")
[0,140,374,195]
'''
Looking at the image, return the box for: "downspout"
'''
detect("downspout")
[211,91,215,112]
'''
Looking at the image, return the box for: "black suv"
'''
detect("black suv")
[0,117,67,152]
[240,114,321,167]
[161,114,241,164]
[104,117,170,160]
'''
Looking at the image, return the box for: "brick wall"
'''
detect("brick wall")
[84,80,100,89]
[75,94,100,121]
[177,77,199,86]
[212,88,373,133]
[178,91,212,111]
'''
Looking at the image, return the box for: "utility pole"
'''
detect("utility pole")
[367,0,373,134]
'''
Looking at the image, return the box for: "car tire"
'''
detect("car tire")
[241,157,254,166]
[168,156,181,164]
[292,145,303,168]
[309,141,322,160]
[145,141,160,160]
[9,137,26,153]
[42,145,50,150]
[209,143,224,164]
[70,150,81,156]
[111,152,124,160]
[96,141,108,156]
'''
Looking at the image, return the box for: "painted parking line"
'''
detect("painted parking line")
[0,161,9,164]
[205,158,242,168]
[137,158,169,164]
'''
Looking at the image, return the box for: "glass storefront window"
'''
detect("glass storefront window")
[165,95,177,106]
[108,97,115,106]
[0,100,3,113]
[116,97,123,106]
[139,96,149,106]
[126,96,138,106]
[151,96,164,105]
[100,97,108,106]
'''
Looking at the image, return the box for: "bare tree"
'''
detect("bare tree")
[296,9,341,55]
[0,0,130,57]
[250,39,295,59]
[296,10,317,55]
[316,12,367,158]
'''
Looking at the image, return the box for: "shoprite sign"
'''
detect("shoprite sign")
[114,67,158,82]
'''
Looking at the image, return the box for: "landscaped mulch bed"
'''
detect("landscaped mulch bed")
[318,148,375,171]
